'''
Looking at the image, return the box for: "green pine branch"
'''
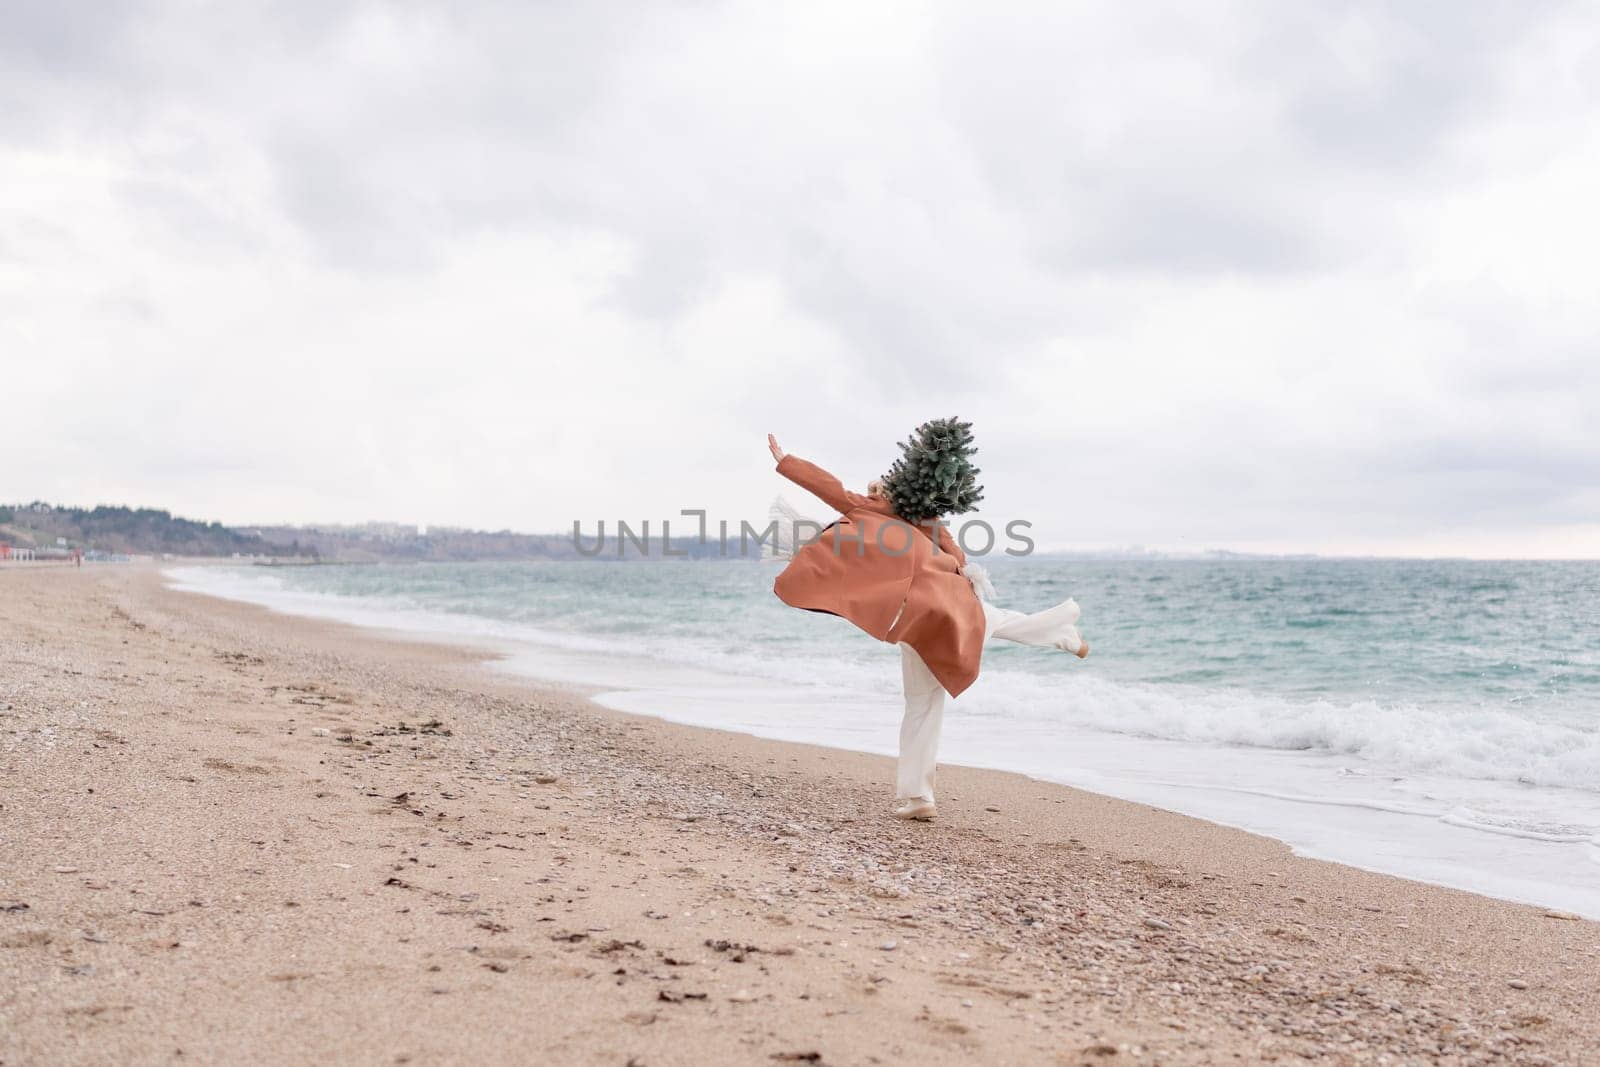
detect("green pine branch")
[881,416,984,523]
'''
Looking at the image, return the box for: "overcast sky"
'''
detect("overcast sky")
[4,2,1597,557]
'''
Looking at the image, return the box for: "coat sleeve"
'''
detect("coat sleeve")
[776,455,869,516]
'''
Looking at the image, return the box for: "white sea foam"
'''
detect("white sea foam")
[958,671,1600,793]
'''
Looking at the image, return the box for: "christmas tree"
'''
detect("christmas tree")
[881,417,984,523]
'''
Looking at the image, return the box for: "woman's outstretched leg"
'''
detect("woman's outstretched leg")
[895,642,945,818]
[983,598,1088,657]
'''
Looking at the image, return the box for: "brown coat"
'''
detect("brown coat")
[772,454,985,697]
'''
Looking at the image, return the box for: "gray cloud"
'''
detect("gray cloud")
[1262,1,1548,167]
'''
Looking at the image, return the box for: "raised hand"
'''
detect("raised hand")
[768,434,785,462]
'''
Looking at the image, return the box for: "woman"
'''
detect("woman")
[767,423,1088,821]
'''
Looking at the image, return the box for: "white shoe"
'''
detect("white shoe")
[893,797,937,821]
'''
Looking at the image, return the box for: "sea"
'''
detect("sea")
[168,557,1600,918]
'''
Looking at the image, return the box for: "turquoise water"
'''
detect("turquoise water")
[173,558,1600,915]
[233,558,1600,784]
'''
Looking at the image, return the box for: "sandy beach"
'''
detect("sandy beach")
[1,564,1595,1065]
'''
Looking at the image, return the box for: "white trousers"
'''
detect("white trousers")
[896,598,1082,803]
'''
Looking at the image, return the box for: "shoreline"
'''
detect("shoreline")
[2,564,1596,1064]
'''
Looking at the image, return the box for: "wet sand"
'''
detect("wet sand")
[1,564,1595,1065]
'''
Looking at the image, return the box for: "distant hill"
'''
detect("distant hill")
[0,503,706,561]
[0,502,311,559]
